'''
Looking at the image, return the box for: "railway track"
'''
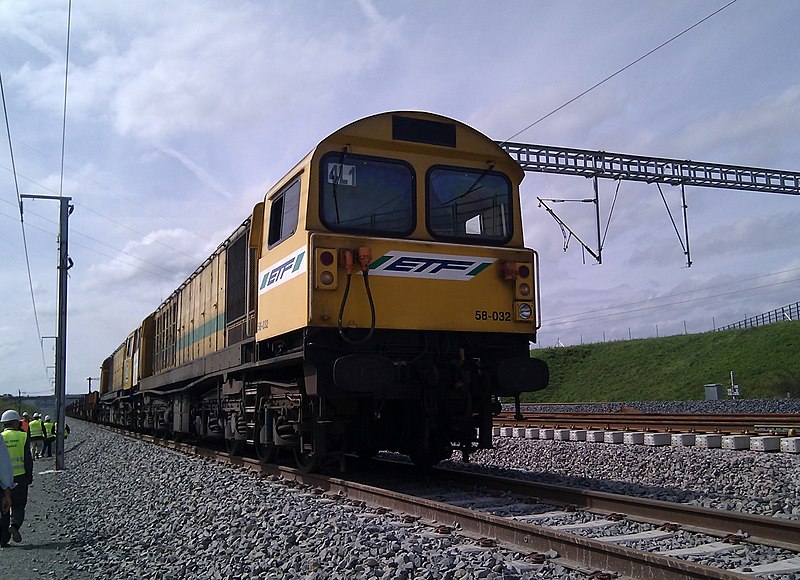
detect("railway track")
[108,425,800,579]
[495,411,800,435]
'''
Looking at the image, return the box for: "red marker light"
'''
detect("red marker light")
[320,251,334,266]
[518,265,530,278]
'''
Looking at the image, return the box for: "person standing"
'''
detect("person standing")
[27,414,45,460]
[20,412,29,433]
[0,436,13,520]
[42,415,55,458]
[0,410,33,546]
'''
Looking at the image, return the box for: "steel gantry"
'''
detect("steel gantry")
[498,142,800,265]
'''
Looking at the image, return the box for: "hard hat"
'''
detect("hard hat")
[1,409,21,423]
[22,412,29,417]
[33,413,40,419]
[45,415,51,421]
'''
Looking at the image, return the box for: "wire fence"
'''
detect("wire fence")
[716,301,799,332]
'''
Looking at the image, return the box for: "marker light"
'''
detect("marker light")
[518,265,530,278]
[320,251,335,266]
[518,283,531,297]
[314,248,338,290]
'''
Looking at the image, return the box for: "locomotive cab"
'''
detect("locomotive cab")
[251,112,548,468]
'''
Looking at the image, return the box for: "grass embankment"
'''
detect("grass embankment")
[527,320,800,402]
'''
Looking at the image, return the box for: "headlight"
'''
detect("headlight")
[517,303,532,320]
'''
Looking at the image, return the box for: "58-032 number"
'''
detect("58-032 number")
[475,310,511,321]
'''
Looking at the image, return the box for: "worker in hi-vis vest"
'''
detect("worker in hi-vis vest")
[0,409,33,546]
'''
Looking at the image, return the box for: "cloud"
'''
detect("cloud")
[6,1,405,145]
[697,211,800,258]
[103,3,403,143]
[671,85,800,166]
[85,228,207,291]
[1,2,63,62]
[156,145,232,199]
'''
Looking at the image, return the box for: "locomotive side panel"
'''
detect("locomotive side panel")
[111,342,125,393]
[138,316,155,382]
[255,171,311,342]
[99,356,112,395]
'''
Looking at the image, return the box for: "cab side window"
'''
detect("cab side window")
[267,179,301,248]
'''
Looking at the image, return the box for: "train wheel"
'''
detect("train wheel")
[357,447,379,460]
[225,438,243,456]
[253,414,278,462]
[409,431,452,468]
[409,451,439,469]
[255,440,278,462]
[293,449,321,474]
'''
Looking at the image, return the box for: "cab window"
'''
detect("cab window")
[268,179,300,248]
[427,166,513,244]
[320,152,414,235]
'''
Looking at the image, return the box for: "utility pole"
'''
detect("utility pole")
[87,377,99,393]
[20,194,73,471]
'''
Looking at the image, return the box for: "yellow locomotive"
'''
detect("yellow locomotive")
[96,111,548,470]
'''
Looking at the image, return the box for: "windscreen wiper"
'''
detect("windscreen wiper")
[442,162,495,205]
[331,146,348,223]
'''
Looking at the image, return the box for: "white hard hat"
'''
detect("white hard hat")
[33,413,40,419]
[1,409,21,423]
[22,412,29,418]
[45,415,51,421]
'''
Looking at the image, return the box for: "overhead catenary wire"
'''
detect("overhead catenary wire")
[0,209,187,283]
[500,0,739,144]
[59,0,72,200]
[546,272,800,328]
[0,160,221,264]
[0,199,197,279]
[548,264,800,322]
[1,71,50,377]
[545,277,798,333]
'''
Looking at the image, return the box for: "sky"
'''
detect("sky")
[1,0,798,395]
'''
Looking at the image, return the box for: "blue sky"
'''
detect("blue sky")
[2,0,798,394]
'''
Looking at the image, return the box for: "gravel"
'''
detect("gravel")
[9,423,584,579]
[442,435,800,520]
[6,400,799,578]
[514,397,800,415]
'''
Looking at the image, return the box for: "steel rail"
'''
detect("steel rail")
[96,424,798,578]
[133,432,758,579]
[427,466,800,552]
[495,412,800,434]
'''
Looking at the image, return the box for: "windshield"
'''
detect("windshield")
[427,166,513,243]
[320,152,415,235]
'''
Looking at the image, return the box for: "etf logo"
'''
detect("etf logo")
[258,247,306,294]
[369,251,495,281]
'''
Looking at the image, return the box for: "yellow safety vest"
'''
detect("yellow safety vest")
[43,421,54,439]
[28,419,44,438]
[2,429,27,476]
[54,423,69,439]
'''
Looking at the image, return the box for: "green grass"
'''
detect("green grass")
[525,320,800,402]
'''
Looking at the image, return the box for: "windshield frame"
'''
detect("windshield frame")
[318,151,416,237]
[425,164,514,245]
